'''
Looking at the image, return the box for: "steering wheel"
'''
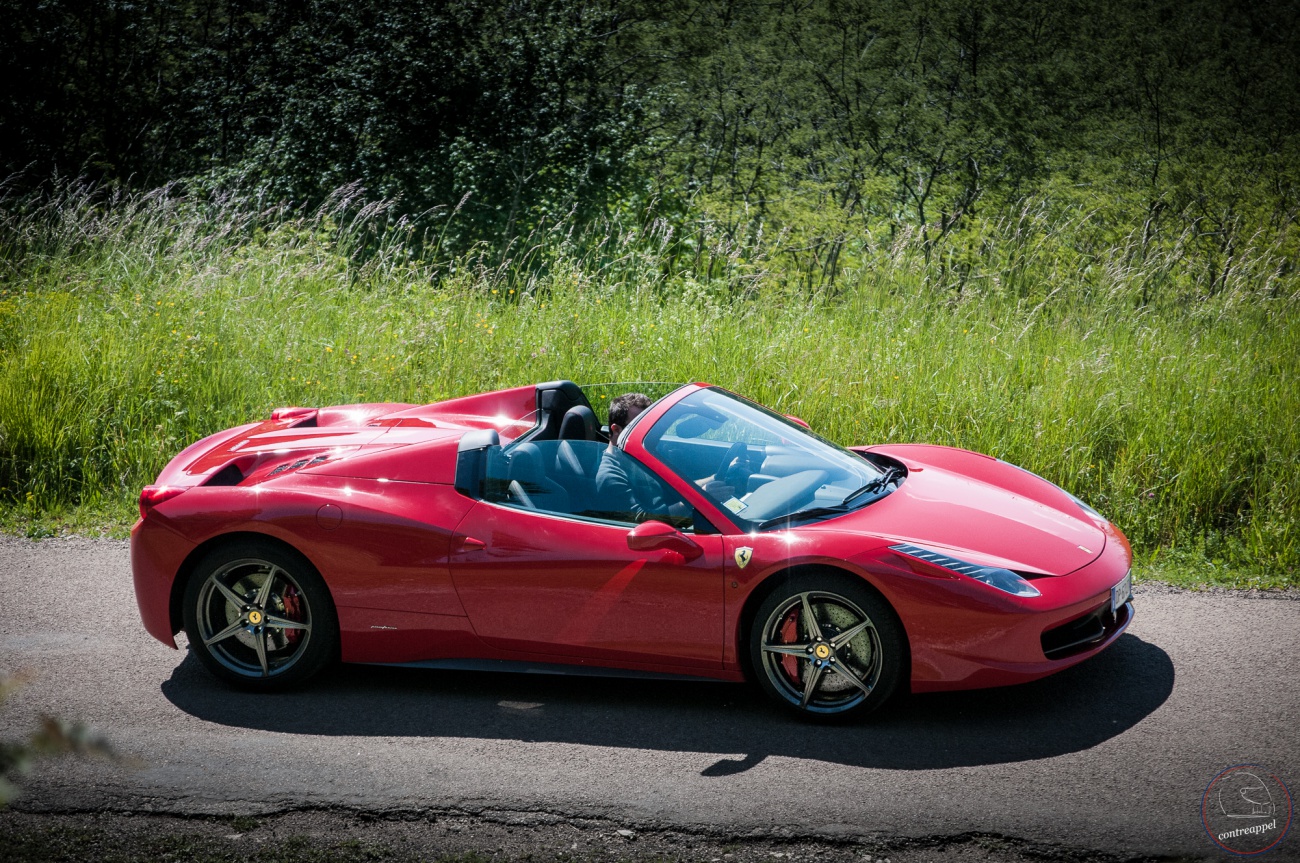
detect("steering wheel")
[715,441,749,486]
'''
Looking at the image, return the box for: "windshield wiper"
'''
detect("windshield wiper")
[841,466,903,505]
[756,467,904,530]
[756,504,852,531]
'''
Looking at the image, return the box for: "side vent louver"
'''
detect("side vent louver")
[890,543,984,575]
[269,457,312,477]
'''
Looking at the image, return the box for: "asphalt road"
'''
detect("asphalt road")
[1,536,1297,860]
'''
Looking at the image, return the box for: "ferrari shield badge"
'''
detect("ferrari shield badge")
[734,546,753,569]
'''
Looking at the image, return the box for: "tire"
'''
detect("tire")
[749,572,905,721]
[182,540,338,691]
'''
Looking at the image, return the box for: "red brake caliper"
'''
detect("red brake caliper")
[281,585,303,645]
[779,609,802,683]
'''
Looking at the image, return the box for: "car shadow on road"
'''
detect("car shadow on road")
[162,633,1172,774]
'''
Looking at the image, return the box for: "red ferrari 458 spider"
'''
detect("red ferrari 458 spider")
[132,380,1133,719]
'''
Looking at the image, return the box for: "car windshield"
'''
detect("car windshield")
[642,388,886,530]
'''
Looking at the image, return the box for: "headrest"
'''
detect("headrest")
[558,405,598,440]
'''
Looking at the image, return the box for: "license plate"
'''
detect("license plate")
[1110,571,1133,614]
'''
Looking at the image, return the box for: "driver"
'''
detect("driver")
[596,392,685,522]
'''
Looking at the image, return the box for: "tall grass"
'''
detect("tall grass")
[1,185,1297,585]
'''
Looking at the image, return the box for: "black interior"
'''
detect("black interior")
[528,380,593,442]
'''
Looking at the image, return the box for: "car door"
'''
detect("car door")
[447,442,726,670]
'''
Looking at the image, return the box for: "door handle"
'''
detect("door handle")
[455,536,486,552]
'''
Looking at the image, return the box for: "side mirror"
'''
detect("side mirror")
[626,520,702,562]
[784,414,811,429]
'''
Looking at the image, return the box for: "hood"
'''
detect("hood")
[831,444,1106,576]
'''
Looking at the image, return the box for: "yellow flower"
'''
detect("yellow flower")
[326,346,333,352]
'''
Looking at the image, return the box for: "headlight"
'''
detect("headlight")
[890,543,1041,597]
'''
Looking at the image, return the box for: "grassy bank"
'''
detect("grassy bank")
[1,189,1296,588]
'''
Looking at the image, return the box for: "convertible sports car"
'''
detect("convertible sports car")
[132,380,1133,719]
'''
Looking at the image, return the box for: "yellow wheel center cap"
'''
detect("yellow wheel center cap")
[814,643,832,660]
[247,610,263,625]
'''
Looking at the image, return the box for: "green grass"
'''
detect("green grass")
[0,186,1296,588]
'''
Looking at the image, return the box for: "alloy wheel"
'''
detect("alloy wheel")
[193,557,314,679]
[758,590,883,715]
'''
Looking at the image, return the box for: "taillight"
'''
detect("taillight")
[139,485,186,519]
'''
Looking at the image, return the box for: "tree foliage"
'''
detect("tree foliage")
[1,0,646,242]
[1,0,1297,252]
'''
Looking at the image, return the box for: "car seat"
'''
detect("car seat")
[558,405,597,441]
[507,443,570,512]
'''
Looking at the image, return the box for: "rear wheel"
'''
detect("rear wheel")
[749,573,904,720]
[182,541,338,690]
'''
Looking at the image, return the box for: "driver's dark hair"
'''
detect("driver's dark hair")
[608,392,652,428]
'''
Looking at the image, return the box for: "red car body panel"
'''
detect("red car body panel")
[131,381,1133,693]
[447,502,726,669]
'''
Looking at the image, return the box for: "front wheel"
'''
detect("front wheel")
[182,540,338,690]
[749,574,905,721]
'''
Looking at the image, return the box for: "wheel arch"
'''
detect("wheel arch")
[735,563,911,684]
[168,530,331,637]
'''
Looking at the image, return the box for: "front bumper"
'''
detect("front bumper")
[897,521,1136,693]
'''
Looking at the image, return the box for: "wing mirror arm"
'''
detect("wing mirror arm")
[626,520,703,562]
